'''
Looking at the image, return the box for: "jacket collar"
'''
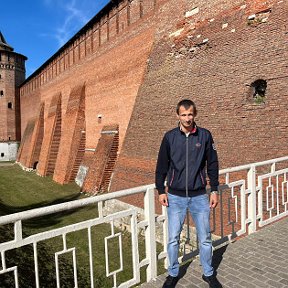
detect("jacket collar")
[179,123,198,135]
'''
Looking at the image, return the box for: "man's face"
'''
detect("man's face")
[177,105,195,130]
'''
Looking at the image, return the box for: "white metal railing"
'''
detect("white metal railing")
[0,184,159,288]
[0,156,288,287]
[219,155,288,235]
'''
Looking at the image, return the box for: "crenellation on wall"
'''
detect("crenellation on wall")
[118,1,129,33]
[100,15,108,45]
[129,0,141,25]
[79,37,85,60]
[109,7,119,40]
[85,30,92,56]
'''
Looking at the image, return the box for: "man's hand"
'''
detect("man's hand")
[210,193,218,208]
[159,194,169,206]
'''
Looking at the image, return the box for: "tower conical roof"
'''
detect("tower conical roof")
[0,31,14,51]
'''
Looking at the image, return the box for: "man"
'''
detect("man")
[155,99,221,288]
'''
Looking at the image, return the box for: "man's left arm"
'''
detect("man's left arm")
[206,131,219,208]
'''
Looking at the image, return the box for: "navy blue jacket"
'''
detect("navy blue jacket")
[155,125,219,197]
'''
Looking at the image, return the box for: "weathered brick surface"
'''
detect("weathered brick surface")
[53,85,85,184]
[22,103,45,168]
[17,119,36,165]
[82,124,119,194]
[37,93,61,176]
[111,0,288,195]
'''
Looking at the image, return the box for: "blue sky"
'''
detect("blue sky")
[1,0,110,77]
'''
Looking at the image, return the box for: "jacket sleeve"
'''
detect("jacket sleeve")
[155,134,170,195]
[206,131,219,191]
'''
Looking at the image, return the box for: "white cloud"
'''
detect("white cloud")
[43,0,109,47]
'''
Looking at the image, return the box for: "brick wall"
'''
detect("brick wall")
[110,0,288,193]
[19,103,44,168]
[17,119,36,165]
[19,0,157,183]
[36,93,62,176]
[82,124,119,194]
[53,85,86,184]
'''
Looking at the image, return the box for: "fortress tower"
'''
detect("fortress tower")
[0,31,27,161]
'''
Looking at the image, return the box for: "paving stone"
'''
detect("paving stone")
[264,272,283,282]
[185,284,199,288]
[279,278,288,286]
[277,272,288,280]
[266,279,285,288]
[265,267,281,275]
[238,267,253,276]
[238,281,257,288]
[274,265,288,274]
[252,278,270,287]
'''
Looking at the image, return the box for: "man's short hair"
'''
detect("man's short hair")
[176,99,197,115]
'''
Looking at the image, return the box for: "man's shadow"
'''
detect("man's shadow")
[174,245,228,287]
[212,244,228,272]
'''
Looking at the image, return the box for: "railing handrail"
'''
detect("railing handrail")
[219,155,288,174]
[1,156,288,226]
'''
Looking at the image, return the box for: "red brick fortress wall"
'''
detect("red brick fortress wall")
[18,0,158,188]
[110,0,288,192]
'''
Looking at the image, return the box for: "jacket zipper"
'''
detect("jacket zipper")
[185,133,190,243]
[186,134,189,198]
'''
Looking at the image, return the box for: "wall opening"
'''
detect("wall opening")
[1,153,4,157]
[33,161,39,169]
[8,102,12,109]
[250,79,267,104]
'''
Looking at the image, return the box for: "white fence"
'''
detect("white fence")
[0,156,288,287]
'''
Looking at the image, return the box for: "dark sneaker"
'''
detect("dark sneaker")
[202,274,222,288]
[162,275,179,288]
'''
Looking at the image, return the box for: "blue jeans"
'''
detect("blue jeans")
[167,193,213,277]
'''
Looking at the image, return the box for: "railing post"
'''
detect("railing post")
[144,188,157,281]
[247,165,257,234]
[271,162,276,173]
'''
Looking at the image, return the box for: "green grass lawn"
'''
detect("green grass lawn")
[0,164,82,213]
[0,164,159,287]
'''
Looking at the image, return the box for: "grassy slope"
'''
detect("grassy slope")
[0,164,151,287]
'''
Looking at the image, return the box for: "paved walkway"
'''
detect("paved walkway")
[141,217,288,288]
